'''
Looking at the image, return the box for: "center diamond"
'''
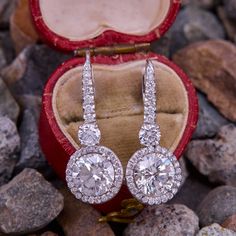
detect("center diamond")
[134,153,175,197]
[71,153,115,196]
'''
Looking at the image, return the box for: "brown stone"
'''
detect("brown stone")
[185,124,236,186]
[10,0,39,53]
[173,40,236,122]
[57,188,114,236]
[222,214,236,232]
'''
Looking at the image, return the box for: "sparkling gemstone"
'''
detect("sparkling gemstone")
[139,124,161,146]
[78,123,101,146]
[71,153,115,196]
[133,152,176,197]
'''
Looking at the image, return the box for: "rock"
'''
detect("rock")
[223,0,236,20]
[0,44,7,70]
[222,214,236,232]
[170,167,214,212]
[124,204,199,236]
[197,186,236,226]
[0,116,20,186]
[151,33,171,58]
[186,124,236,186]
[0,31,15,64]
[0,0,17,28]
[0,76,19,122]
[40,232,58,236]
[197,223,236,236]
[0,168,64,234]
[0,46,30,86]
[169,6,225,55]
[182,0,220,9]
[10,0,39,54]
[57,188,115,236]
[173,40,236,122]
[1,45,69,96]
[193,92,229,139]
[218,7,236,44]
[179,157,189,186]
[16,108,50,176]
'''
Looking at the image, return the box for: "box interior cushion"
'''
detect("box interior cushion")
[52,59,188,168]
[39,0,171,41]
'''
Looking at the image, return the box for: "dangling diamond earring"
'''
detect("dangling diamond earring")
[125,60,182,205]
[66,51,123,204]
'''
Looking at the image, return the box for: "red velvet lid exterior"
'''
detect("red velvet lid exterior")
[30,0,180,52]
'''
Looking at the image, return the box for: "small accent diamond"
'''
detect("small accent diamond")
[139,124,161,146]
[78,123,101,146]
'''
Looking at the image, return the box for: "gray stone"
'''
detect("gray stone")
[0,0,17,28]
[169,6,225,55]
[0,31,15,64]
[197,223,236,236]
[170,169,214,212]
[182,0,220,9]
[223,0,236,20]
[11,44,69,96]
[151,33,171,58]
[186,124,236,186]
[193,92,229,139]
[197,186,236,226]
[218,7,236,44]
[124,204,199,236]
[0,76,19,122]
[16,108,51,176]
[0,116,20,186]
[1,45,69,97]
[0,168,64,234]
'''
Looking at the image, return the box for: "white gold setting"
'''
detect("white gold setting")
[66,51,123,204]
[126,60,182,205]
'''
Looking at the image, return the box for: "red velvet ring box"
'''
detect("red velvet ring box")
[30,0,198,214]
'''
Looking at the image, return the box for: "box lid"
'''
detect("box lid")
[30,0,180,52]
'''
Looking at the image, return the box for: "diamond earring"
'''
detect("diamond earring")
[125,60,182,205]
[66,51,123,204]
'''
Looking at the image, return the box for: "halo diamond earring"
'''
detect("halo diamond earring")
[126,60,182,205]
[66,51,123,204]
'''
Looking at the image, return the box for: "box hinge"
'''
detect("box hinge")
[74,43,151,57]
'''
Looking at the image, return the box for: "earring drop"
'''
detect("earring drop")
[66,51,123,204]
[126,60,182,205]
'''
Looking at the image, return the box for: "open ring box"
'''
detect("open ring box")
[30,0,198,216]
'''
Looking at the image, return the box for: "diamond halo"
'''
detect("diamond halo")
[66,51,123,204]
[126,146,182,205]
[126,60,182,205]
[66,146,123,204]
